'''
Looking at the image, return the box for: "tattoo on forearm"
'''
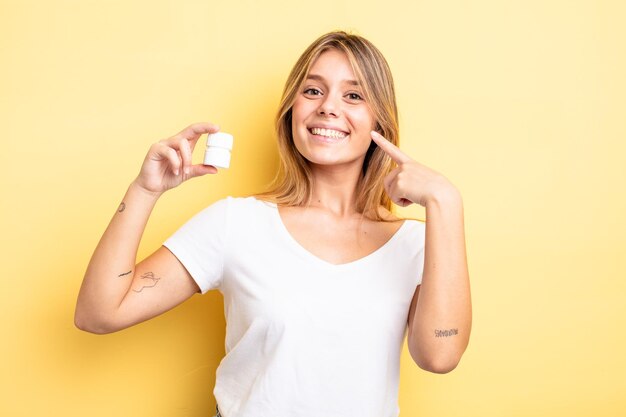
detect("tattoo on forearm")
[118,202,126,212]
[132,271,161,293]
[118,270,132,277]
[434,328,459,338]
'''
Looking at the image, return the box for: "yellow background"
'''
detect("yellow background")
[1,0,625,416]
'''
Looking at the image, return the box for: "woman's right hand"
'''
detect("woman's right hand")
[133,122,220,195]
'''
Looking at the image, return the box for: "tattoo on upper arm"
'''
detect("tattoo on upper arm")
[118,202,126,212]
[435,328,459,338]
[132,271,161,293]
[118,270,132,277]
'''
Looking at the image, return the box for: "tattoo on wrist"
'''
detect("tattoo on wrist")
[118,270,132,277]
[118,202,126,212]
[132,271,161,293]
[434,328,459,338]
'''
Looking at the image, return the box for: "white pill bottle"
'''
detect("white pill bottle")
[203,132,233,169]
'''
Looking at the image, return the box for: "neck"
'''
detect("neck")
[307,162,363,218]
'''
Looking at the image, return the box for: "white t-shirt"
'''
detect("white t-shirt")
[163,196,426,417]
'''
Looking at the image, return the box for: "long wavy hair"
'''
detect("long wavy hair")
[256,31,400,221]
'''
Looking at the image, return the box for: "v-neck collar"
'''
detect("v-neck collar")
[261,199,409,269]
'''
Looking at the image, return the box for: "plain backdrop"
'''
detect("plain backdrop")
[1,1,625,416]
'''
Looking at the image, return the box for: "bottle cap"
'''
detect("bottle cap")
[207,132,233,150]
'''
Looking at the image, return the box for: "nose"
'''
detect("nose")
[317,93,340,117]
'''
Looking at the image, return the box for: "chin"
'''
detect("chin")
[300,150,365,169]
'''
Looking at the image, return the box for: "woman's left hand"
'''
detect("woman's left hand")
[370,131,459,207]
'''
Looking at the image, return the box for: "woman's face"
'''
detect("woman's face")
[291,49,376,170]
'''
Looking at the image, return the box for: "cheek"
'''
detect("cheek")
[290,103,303,137]
[351,109,376,132]
[291,99,310,125]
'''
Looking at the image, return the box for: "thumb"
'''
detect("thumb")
[188,164,219,178]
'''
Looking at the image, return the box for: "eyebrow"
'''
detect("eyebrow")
[306,73,360,86]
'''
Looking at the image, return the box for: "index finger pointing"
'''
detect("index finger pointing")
[370,131,412,164]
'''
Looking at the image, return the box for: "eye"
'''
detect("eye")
[304,88,323,96]
[346,92,363,101]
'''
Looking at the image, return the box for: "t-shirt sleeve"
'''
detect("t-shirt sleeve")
[162,197,230,294]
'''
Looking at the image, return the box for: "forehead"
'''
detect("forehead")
[306,49,358,83]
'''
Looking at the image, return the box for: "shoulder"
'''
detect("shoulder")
[188,196,262,222]
[210,196,277,225]
[207,195,274,209]
[376,206,401,221]
[375,206,424,224]
[181,196,276,236]
[223,195,276,211]
[375,205,425,237]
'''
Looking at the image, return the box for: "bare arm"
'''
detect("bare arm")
[74,122,220,334]
[371,131,472,373]
[407,190,471,373]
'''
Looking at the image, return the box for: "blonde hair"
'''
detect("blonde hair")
[256,31,399,221]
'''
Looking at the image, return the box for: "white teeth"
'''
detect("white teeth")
[311,127,347,138]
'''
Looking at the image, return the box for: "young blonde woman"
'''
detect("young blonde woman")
[75,31,472,417]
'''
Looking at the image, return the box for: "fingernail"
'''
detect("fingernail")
[175,169,179,175]
[184,167,190,175]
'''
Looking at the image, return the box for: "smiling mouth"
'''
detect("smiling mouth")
[308,127,349,139]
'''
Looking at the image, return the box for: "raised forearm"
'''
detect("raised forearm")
[75,182,161,330]
[409,189,472,373]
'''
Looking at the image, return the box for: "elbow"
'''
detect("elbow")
[410,346,461,374]
[74,310,118,335]
[420,357,460,374]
